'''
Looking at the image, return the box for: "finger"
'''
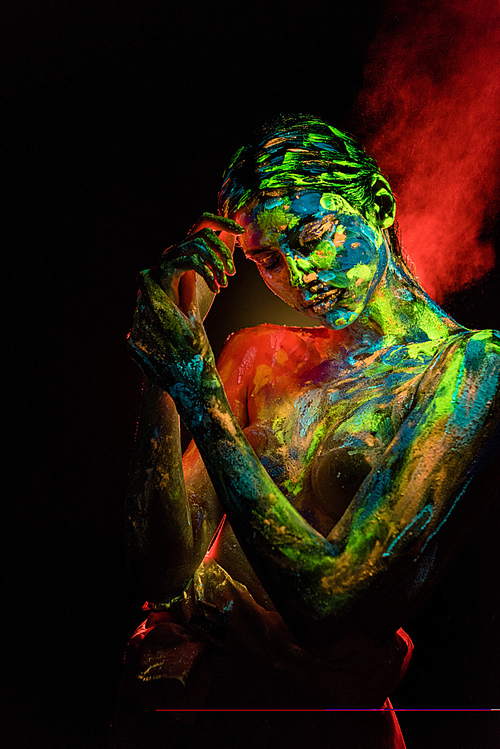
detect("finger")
[162,236,226,275]
[159,240,223,291]
[190,212,245,236]
[193,229,235,275]
[175,235,229,288]
[218,231,236,272]
[180,240,227,290]
[187,255,221,293]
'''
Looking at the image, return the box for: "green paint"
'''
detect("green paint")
[295,256,312,272]
[310,241,338,269]
[347,263,372,282]
[320,193,358,215]
[256,205,293,233]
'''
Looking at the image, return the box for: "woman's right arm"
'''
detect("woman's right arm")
[125,379,223,601]
[125,214,244,601]
[129,270,500,643]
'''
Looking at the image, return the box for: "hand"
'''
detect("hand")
[159,213,244,315]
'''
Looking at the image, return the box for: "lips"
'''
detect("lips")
[302,285,346,314]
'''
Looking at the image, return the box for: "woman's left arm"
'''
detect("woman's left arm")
[208,329,499,642]
[324,328,500,637]
[129,274,499,642]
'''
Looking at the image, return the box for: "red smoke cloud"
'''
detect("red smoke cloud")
[355,0,499,301]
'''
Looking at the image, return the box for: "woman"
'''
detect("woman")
[118,115,499,746]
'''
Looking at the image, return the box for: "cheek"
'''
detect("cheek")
[346,263,376,288]
[336,243,376,275]
[308,240,339,271]
[336,217,381,267]
[295,255,320,274]
[260,268,301,304]
[259,265,286,288]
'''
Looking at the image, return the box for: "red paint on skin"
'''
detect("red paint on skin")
[354,0,499,301]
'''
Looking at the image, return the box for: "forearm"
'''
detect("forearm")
[126,378,197,600]
[124,219,241,600]
[180,382,344,633]
[180,360,500,641]
[127,270,382,630]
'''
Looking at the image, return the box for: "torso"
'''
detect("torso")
[211,323,464,608]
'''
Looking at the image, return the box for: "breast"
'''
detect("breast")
[311,436,384,523]
[212,366,424,603]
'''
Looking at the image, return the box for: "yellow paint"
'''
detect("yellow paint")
[254,363,274,387]
[275,348,289,366]
[320,193,358,215]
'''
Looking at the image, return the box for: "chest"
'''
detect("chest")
[246,348,433,526]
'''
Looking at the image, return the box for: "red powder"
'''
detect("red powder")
[355,0,499,301]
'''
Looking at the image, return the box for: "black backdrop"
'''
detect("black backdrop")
[5,2,499,747]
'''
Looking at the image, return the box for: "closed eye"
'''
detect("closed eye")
[288,215,340,253]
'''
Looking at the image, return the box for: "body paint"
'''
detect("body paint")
[238,189,388,331]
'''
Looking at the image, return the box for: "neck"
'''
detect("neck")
[346,258,463,352]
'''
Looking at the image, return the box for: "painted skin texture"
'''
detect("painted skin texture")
[127,188,499,646]
[236,190,387,330]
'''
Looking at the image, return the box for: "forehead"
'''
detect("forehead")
[241,190,318,216]
[235,190,358,239]
[235,189,360,251]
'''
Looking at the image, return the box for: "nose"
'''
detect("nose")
[283,254,301,287]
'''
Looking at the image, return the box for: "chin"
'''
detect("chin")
[297,305,360,330]
[317,296,365,329]
[323,308,361,329]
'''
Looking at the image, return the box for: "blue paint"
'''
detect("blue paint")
[383,506,434,558]
[352,467,391,528]
[416,480,470,560]
[288,191,324,216]
[263,196,285,210]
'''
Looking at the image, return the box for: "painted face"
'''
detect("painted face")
[235,190,388,329]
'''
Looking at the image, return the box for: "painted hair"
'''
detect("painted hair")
[218,113,410,272]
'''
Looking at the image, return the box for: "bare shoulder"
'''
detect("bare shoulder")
[218,322,329,355]
[445,327,498,356]
[458,329,500,398]
[217,323,338,375]
[419,328,499,390]
[415,328,499,444]
[450,327,500,358]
